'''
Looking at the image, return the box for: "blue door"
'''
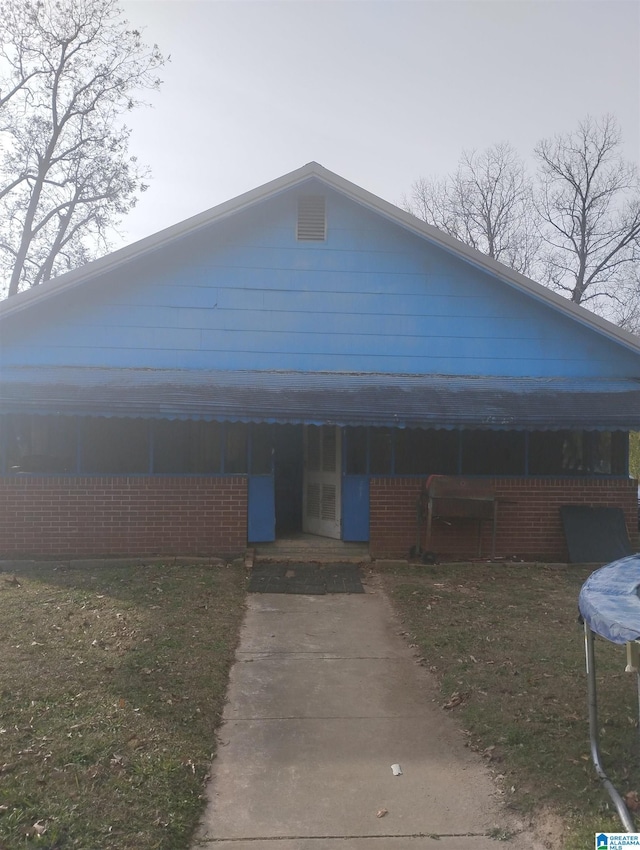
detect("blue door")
[248,475,275,542]
[342,475,370,541]
[247,425,275,542]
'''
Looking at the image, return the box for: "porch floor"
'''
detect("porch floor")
[253,533,371,564]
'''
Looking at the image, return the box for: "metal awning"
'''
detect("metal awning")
[1,366,640,430]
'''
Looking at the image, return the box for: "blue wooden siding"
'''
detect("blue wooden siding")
[2,181,640,378]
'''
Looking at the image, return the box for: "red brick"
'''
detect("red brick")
[0,476,248,557]
[370,477,638,561]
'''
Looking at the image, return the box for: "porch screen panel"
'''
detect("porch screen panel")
[346,427,367,474]
[154,421,222,473]
[83,418,149,473]
[369,428,392,474]
[529,430,627,475]
[225,423,248,473]
[251,424,273,475]
[461,431,525,475]
[611,432,628,476]
[395,429,458,475]
[4,414,77,473]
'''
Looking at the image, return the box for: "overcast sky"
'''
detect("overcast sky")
[117,0,640,247]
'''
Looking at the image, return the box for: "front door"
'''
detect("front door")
[302,425,342,539]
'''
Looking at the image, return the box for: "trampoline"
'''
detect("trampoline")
[579,555,640,831]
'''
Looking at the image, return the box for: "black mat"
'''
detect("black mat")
[560,505,633,564]
[248,563,365,594]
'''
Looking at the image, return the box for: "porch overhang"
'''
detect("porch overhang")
[2,366,640,431]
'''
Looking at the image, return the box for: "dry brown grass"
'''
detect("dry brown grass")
[0,560,246,850]
[380,561,640,849]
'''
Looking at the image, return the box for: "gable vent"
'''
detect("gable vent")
[297,195,326,241]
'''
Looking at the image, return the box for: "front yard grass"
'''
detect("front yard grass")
[380,561,640,849]
[0,560,246,850]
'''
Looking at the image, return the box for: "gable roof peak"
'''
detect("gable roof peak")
[1,162,640,359]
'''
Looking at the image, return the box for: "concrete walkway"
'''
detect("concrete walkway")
[192,579,544,849]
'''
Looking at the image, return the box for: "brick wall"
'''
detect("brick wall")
[4,473,636,562]
[0,476,247,558]
[370,477,638,561]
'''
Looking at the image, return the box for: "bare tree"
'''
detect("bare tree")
[405,142,539,276]
[0,0,165,297]
[606,269,640,334]
[535,115,640,312]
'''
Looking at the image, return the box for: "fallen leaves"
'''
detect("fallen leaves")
[383,562,640,837]
[0,561,252,849]
[22,820,47,837]
[3,575,21,587]
[624,790,640,812]
[442,691,469,710]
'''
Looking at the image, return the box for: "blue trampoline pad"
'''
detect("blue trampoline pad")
[579,555,640,645]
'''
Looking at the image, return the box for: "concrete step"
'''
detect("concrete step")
[253,537,371,564]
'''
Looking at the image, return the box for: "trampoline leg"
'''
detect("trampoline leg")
[584,622,635,832]
[415,496,424,557]
[626,642,640,757]
[637,671,640,757]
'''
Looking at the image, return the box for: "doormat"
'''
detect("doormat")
[560,505,634,564]
[248,563,365,594]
